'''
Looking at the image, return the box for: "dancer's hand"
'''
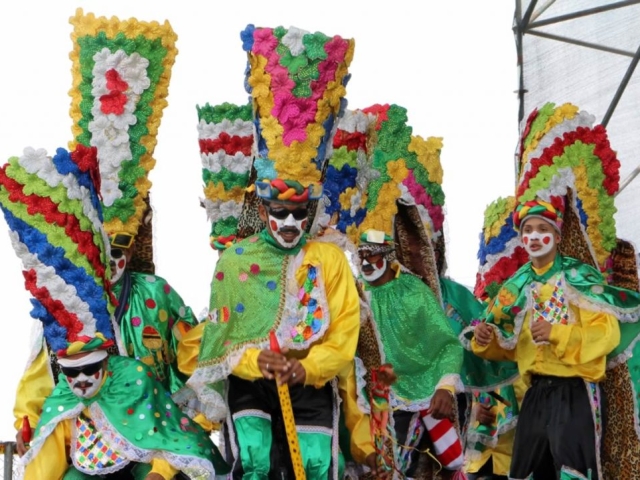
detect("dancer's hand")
[531,320,552,343]
[430,389,455,420]
[279,348,306,386]
[144,474,165,480]
[257,349,289,380]
[474,322,493,346]
[15,430,28,457]
[475,401,496,426]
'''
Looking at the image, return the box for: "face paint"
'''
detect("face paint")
[522,231,555,258]
[109,249,128,283]
[361,257,388,282]
[66,368,104,399]
[268,212,307,249]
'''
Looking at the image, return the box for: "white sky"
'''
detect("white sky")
[0,1,517,439]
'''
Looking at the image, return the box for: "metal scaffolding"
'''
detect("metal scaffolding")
[513,0,640,247]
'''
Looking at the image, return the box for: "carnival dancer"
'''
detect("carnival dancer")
[186,24,360,479]
[0,143,227,479]
[357,229,463,479]
[465,197,527,480]
[11,9,200,456]
[468,102,640,480]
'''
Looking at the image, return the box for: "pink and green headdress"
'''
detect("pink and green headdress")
[241,24,354,202]
[0,146,116,357]
[68,9,178,262]
[197,102,253,250]
[516,101,620,272]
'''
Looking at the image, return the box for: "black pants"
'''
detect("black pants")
[510,375,601,480]
[226,374,334,479]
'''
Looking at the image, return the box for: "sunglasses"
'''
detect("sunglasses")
[268,208,308,221]
[110,233,134,249]
[360,253,385,264]
[61,361,103,378]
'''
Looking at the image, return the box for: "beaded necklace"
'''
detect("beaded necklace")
[530,275,570,325]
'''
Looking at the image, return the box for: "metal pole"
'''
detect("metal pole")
[530,0,556,23]
[616,164,640,196]
[3,442,14,480]
[602,43,640,127]
[528,0,640,29]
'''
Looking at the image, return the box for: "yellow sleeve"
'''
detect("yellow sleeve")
[177,321,205,377]
[437,385,456,394]
[548,308,620,365]
[150,458,179,479]
[299,243,360,388]
[231,347,263,380]
[13,343,55,431]
[337,362,374,464]
[471,327,517,362]
[23,419,71,480]
[180,315,263,381]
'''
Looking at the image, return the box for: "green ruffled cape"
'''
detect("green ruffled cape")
[24,355,229,477]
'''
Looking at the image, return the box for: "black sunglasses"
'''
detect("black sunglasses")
[268,207,308,221]
[61,361,104,378]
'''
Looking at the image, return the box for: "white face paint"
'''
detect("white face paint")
[268,213,307,249]
[65,368,104,399]
[109,249,128,284]
[361,258,388,282]
[522,231,555,258]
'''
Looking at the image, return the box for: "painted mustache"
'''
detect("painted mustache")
[73,382,94,390]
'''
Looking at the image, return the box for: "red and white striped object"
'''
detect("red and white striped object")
[419,410,465,471]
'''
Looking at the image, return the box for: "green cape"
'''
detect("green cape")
[24,355,229,477]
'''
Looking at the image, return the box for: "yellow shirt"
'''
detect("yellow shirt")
[13,344,55,431]
[22,409,177,480]
[178,242,371,460]
[472,262,620,384]
[219,240,361,388]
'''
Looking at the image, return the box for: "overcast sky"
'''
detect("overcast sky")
[0,1,517,439]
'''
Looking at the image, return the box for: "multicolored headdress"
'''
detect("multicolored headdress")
[241,24,354,201]
[350,104,445,249]
[311,108,377,234]
[516,101,620,272]
[513,198,564,233]
[0,146,116,356]
[68,9,178,267]
[197,102,253,250]
[475,196,529,301]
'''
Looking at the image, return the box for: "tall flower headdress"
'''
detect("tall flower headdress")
[0,146,115,356]
[475,196,529,301]
[355,104,445,244]
[241,24,354,205]
[312,108,377,235]
[197,102,253,250]
[516,101,620,273]
[68,8,178,269]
